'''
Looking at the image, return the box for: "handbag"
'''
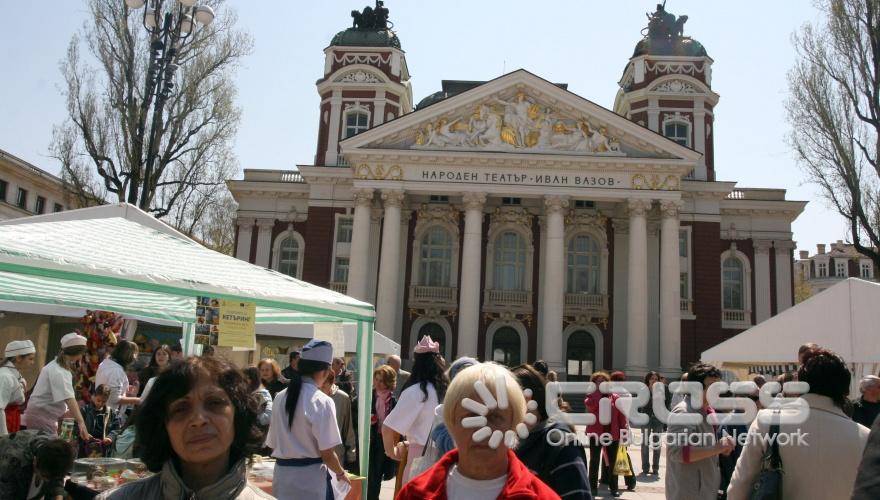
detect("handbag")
[749,412,783,500]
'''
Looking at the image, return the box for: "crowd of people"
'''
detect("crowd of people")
[1,332,880,500]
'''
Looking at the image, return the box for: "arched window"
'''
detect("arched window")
[419,226,453,287]
[278,237,300,278]
[491,327,520,366]
[566,330,596,381]
[418,322,446,358]
[567,234,600,293]
[344,111,369,138]
[722,257,745,310]
[493,231,527,290]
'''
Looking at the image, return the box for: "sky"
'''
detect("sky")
[0,1,846,255]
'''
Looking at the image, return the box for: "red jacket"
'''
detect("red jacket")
[584,391,628,441]
[396,448,560,500]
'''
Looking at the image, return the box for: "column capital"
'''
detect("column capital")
[627,198,653,217]
[237,217,255,229]
[659,199,684,218]
[754,239,773,254]
[256,218,275,230]
[380,189,406,208]
[461,192,487,211]
[544,195,570,215]
[773,240,796,251]
[352,188,375,207]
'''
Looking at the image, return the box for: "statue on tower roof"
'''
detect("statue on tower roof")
[351,1,392,30]
[645,1,688,40]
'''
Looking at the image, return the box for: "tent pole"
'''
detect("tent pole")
[356,319,374,499]
[182,322,195,356]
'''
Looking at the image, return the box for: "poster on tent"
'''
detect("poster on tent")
[194,296,256,348]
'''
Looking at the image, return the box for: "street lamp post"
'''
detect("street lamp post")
[124,0,215,209]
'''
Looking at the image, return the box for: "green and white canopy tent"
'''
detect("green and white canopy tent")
[0,203,380,483]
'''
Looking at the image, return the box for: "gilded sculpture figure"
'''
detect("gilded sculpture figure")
[411,93,623,155]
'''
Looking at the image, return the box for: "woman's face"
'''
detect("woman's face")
[155,349,170,368]
[593,374,608,385]
[259,363,273,382]
[165,381,235,469]
[448,391,513,465]
[647,374,658,387]
[15,353,35,369]
[373,375,387,392]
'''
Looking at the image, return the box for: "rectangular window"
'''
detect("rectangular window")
[0,179,7,202]
[35,196,46,214]
[344,112,369,138]
[16,188,27,209]
[53,203,63,213]
[664,122,690,147]
[836,261,847,278]
[574,200,595,209]
[429,195,449,203]
[335,217,353,243]
[501,197,521,206]
[817,262,828,278]
[680,272,689,300]
[862,262,873,279]
[679,229,688,258]
[333,257,350,283]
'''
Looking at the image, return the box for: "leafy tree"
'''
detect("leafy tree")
[787,0,880,269]
[51,0,250,253]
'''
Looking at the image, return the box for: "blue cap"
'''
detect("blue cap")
[301,339,333,364]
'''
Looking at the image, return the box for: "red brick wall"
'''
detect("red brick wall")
[688,221,722,367]
[301,207,346,287]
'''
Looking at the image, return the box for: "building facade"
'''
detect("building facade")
[229,4,806,378]
[795,241,877,296]
[0,149,70,221]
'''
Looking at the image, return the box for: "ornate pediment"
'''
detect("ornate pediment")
[410,92,626,156]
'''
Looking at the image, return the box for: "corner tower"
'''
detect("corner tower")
[614,4,719,180]
[315,1,413,166]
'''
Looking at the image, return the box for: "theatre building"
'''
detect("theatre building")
[229,4,806,378]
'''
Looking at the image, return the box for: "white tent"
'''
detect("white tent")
[0,203,383,485]
[702,278,880,388]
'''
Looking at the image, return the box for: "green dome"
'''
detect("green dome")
[330,28,401,49]
[633,36,707,58]
[415,91,448,110]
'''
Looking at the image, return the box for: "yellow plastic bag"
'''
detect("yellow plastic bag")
[613,445,633,476]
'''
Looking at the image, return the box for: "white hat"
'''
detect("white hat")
[300,339,333,365]
[5,340,35,358]
[60,332,87,349]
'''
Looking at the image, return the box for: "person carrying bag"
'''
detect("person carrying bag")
[749,412,783,500]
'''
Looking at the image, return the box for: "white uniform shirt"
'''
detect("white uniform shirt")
[446,465,507,500]
[0,363,26,436]
[383,382,438,446]
[95,358,131,413]
[140,376,157,402]
[27,360,74,418]
[265,378,342,458]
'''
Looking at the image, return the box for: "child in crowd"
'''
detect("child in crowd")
[78,384,120,457]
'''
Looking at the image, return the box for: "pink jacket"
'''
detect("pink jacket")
[584,391,628,441]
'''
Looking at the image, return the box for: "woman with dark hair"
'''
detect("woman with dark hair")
[22,333,93,439]
[98,355,272,499]
[640,370,663,475]
[726,348,871,500]
[585,370,625,497]
[0,340,36,436]
[243,367,273,428]
[258,358,287,399]
[382,335,448,484]
[137,344,172,398]
[96,340,141,418]
[265,339,350,499]
[513,364,591,499]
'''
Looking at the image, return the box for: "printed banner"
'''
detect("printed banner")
[194,296,256,349]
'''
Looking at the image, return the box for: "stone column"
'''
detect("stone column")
[234,218,254,262]
[625,198,652,375]
[659,200,683,376]
[540,196,569,372]
[254,219,274,269]
[754,240,773,323]
[457,192,486,358]
[324,90,343,166]
[375,190,405,340]
[347,188,374,301]
[774,240,795,313]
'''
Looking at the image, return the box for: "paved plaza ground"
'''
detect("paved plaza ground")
[379,429,669,499]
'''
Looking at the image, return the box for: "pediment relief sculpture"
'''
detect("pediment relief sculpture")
[411,92,625,156]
